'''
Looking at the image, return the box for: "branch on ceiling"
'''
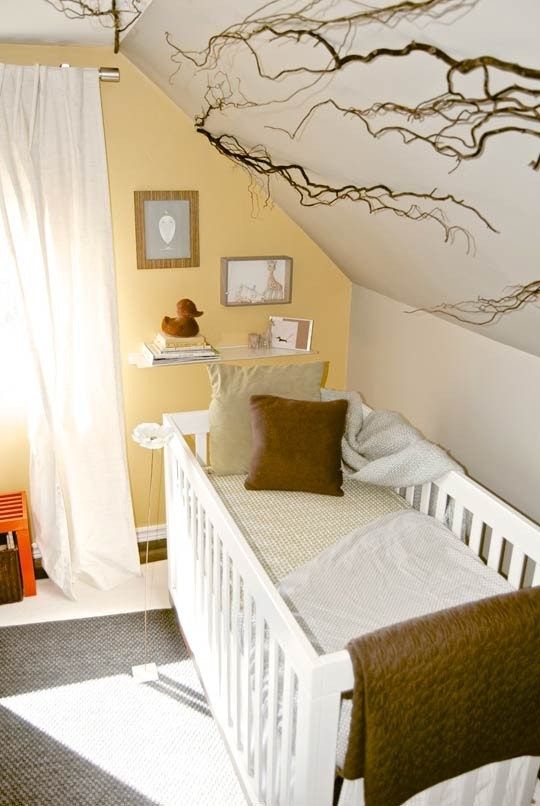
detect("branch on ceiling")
[196,96,495,253]
[407,280,540,324]
[44,0,142,53]
[166,0,540,322]
[168,0,540,172]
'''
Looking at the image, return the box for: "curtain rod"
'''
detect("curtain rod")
[59,64,120,82]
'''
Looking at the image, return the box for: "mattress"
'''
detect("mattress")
[208,474,407,584]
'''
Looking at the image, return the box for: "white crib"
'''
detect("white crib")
[163,409,540,806]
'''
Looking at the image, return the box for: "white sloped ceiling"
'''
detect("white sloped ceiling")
[0,0,154,47]
[122,0,540,356]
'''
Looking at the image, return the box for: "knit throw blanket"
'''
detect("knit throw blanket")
[321,389,461,487]
[341,586,540,806]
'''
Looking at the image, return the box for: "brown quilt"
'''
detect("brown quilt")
[340,585,540,806]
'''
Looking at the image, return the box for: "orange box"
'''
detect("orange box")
[0,491,36,597]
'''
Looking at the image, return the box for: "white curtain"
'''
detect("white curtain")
[0,64,140,597]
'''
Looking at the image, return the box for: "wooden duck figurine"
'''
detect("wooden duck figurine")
[161,298,204,337]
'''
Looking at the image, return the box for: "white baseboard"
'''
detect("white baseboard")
[136,523,167,543]
[31,523,167,559]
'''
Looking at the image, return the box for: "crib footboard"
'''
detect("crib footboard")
[164,413,353,806]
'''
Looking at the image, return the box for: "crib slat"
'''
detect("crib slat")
[487,759,513,805]
[405,486,415,506]
[206,519,214,643]
[190,488,197,608]
[242,592,253,768]
[190,484,196,542]
[181,470,189,511]
[213,535,222,678]
[518,756,540,805]
[278,661,296,806]
[197,500,205,612]
[266,638,280,806]
[419,482,431,514]
[231,567,241,743]
[195,432,207,464]
[459,768,479,805]
[468,514,484,556]
[450,501,465,539]
[508,546,526,588]
[434,488,448,523]
[221,552,231,703]
[487,530,504,571]
[252,612,266,799]
[195,500,202,610]
[532,562,540,587]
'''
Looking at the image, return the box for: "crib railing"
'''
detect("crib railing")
[164,410,540,806]
[164,412,352,806]
[396,473,540,589]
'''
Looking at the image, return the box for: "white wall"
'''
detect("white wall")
[347,284,540,525]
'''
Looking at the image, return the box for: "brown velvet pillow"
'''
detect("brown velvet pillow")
[245,395,348,496]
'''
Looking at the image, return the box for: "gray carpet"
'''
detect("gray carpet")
[0,610,247,806]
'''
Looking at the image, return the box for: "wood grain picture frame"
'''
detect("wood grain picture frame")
[220,256,292,306]
[134,190,199,269]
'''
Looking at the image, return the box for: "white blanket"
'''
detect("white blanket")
[321,389,461,487]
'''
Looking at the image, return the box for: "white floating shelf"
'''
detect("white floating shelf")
[128,345,317,368]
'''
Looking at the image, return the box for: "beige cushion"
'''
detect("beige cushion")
[207,362,324,474]
[245,395,347,496]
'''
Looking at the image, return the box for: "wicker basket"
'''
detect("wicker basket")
[0,534,23,604]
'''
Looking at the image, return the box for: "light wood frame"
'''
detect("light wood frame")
[134,190,199,269]
[163,406,540,806]
[220,255,292,306]
[269,315,313,350]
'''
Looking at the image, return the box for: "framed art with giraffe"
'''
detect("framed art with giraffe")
[220,256,292,306]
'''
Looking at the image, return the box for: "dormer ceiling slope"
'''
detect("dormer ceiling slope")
[4,0,540,356]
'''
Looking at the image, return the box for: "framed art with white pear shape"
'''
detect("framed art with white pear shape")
[134,190,200,269]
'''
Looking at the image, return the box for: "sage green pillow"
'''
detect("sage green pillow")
[207,362,324,474]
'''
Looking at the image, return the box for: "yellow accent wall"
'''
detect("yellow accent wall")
[0,44,351,526]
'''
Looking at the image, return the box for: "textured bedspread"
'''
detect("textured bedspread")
[208,474,406,583]
[343,586,540,806]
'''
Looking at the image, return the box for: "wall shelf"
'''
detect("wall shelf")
[128,345,318,368]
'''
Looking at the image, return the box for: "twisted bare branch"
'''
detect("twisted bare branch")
[44,0,143,52]
[168,0,479,72]
[197,99,495,251]
[408,281,540,324]
[172,0,540,318]
[167,0,540,170]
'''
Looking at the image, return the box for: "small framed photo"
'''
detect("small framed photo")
[134,190,199,269]
[221,256,292,306]
[269,316,313,351]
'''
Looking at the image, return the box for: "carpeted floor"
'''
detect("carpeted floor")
[0,609,247,806]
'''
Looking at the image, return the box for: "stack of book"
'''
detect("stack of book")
[142,333,220,366]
